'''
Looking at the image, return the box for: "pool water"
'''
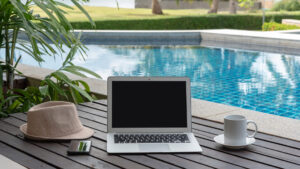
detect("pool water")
[2,45,300,119]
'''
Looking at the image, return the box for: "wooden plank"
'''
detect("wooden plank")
[10,112,112,143]
[89,137,243,169]
[81,117,273,168]
[0,119,121,169]
[93,130,107,141]
[34,142,120,169]
[7,115,152,169]
[59,109,243,169]
[11,110,284,169]
[80,146,151,169]
[192,129,300,166]
[190,143,274,169]
[76,102,300,158]
[3,114,27,126]
[0,128,89,169]
[8,100,300,169]
[76,108,107,124]
[149,154,212,169]
[121,155,183,169]
[64,142,152,169]
[92,100,300,151]
[80,118,107,132]
[192,122,300,157]
[7,112,240,169]
[175,154,243,169]
[80,102,107,111]
[76,104,107,118]
[66,103,296,168]
[78,118,240,169]
[11,112,109,134]
[10,114,177,169]
[192,118,300,149]
[0,142,56,169]
[193,133,300,168]
[94,99,107,105]
[87,138,183,169]
[66,109,265,169]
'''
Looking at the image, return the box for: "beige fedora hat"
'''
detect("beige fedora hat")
[20,101,94,140]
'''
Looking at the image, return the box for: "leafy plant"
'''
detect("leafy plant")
[3,60,101,115]
[262,21,300,31]
[0,0,98,117]
[238,0,255,11]
[272,0,300,11]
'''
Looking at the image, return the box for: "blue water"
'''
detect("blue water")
[2,45,300,119]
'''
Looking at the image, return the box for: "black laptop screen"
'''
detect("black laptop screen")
[112,81,187,128]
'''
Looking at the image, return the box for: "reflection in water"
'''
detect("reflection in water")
[1,46,300,119]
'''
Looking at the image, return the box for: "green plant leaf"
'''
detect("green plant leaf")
[64,65,102,79]
[13,55,22,69]
[0,112,8,118]
[69,87,78,104]
[76,80,91,92]
[39,85,49,96]
[50,71,94,101]
[63,66,88,78]
[7,99,21,113]
[1,0,98,115]
[44,78,67,98]
[71,0,96,28]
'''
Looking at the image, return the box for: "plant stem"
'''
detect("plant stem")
[8,27,19,90]
[0,66,3,101]
[5,26,11,90]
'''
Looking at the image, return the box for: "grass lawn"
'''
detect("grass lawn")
[33,6,219,21]
[33,6,300,30]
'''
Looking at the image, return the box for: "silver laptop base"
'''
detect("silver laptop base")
[107,133,202,154]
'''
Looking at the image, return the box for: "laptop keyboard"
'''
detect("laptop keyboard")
[114,134,190,143]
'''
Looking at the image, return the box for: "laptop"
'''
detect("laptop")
[107,76,202,153]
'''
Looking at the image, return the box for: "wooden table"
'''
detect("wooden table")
[0,100,299,169]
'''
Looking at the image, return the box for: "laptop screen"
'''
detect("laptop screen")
[112,81,187,128]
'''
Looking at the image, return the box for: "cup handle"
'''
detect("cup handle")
[246,120,258,138]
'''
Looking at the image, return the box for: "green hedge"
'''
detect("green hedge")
[262,22,300,31]
[70,13,300,30]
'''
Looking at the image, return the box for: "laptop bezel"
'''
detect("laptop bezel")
[107,76,192,133]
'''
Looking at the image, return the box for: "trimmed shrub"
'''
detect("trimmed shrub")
[272,0,300,11]
[70,13,300,30]
[262,22,300,31]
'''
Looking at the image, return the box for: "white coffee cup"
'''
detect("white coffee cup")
[224,115,257,146]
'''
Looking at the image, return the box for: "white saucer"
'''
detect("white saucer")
[214,134,255,149]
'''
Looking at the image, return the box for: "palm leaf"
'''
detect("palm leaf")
[63,66,88,78]
[67,81,93,101]
[71,0,95,28]
[76,80,91,92]
[44,78,66,98]
[39,85,49,96]
[51,71,93,101]
[64,65,102,79]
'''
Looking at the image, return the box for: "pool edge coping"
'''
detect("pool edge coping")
[17,29,300,56]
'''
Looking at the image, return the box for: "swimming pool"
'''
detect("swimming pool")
[2,45,300,119]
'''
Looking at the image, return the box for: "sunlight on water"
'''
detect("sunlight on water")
[1,45,300,119]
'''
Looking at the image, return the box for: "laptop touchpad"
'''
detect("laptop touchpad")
[139,144,170,152]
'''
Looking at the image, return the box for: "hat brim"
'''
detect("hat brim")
[20,124,94,141]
